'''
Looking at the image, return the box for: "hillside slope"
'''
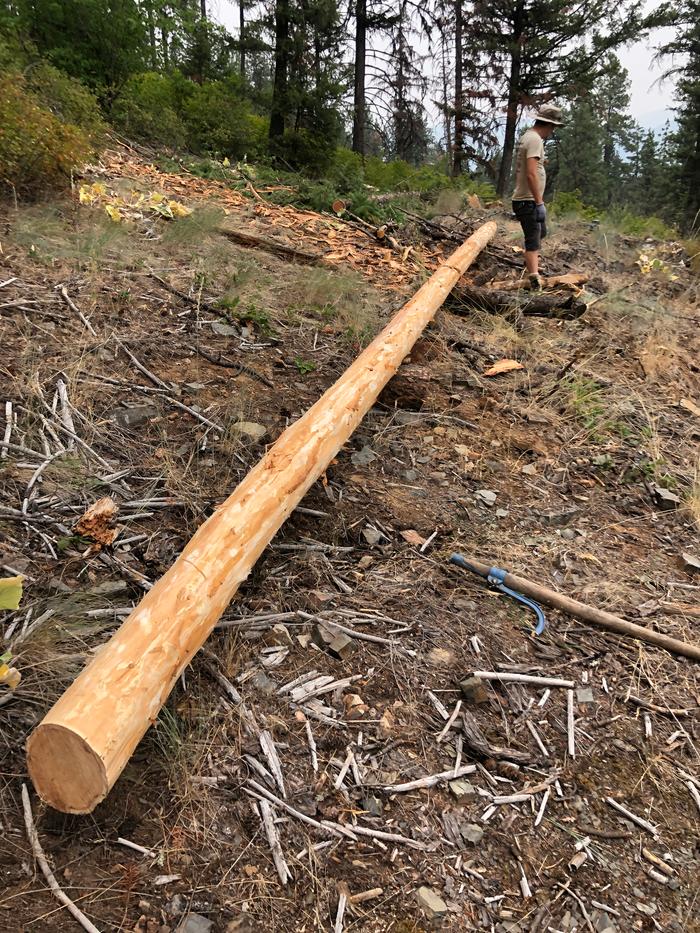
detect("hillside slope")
[0,152,699,933]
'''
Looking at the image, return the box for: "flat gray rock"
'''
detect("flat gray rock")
[416,886,447,919]
[177,913,213,933]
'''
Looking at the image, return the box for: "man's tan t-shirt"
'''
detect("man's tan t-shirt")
[512,128,545,201]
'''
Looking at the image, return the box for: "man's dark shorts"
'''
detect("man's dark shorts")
[513,199,547,251]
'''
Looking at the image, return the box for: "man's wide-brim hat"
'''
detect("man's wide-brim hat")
[534,104,564,125]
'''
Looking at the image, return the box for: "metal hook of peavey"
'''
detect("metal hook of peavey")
[449,553,547,636]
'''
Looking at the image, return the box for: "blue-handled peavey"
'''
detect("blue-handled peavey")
[449,553,546,635]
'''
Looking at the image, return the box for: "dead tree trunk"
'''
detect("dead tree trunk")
[352,0,367,156]
[453,0,464,176]
[269,0,290,140]
[27,224,498,815]
[452,285,586,318]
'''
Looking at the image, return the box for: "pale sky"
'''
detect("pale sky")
[618,28,677,130]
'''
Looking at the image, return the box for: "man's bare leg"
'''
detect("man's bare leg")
[524,250,539,275]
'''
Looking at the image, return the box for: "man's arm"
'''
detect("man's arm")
[526,156,543,204]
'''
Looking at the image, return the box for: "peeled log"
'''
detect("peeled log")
[27,222,497,814]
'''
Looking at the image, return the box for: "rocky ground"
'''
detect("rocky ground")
[0,152,699,933]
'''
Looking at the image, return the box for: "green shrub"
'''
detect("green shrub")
[269,128,336,175]
[325,147,364,193]
[112,72,186,149]
[0,72,93,195]
[604,209,676,240]
[550,189,602,221]
[26,60,106,142]
[182,80,267,160]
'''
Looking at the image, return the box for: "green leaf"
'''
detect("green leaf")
[0,576,23,611]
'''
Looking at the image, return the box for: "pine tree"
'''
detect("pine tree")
[431,0,499,178]
[593,54,636,206]
[549,98,606,205]
[466,0,654,196]
[269,0,290,139]
[14,0,148,93]
[386,0,429,163]
[350,0,400,156]
[658,0,700,228]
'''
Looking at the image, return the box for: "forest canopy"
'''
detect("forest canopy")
[1,0,698,230]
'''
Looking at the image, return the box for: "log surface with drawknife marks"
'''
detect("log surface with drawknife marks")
[27,221,497,814]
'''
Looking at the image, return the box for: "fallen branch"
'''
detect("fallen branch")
[458,559,700,662]
[624,694,697,717]
[259,730,286,798]
[462,710,531,763]
[189,345,274,389]
[567,689,576,759]
[605,797,659,837]
[473,671,575,689]
[21,784,101,933]
[436,700,462,742]
[305,719,318,773]
[257,798,291,884]
[1,400,12,459]
[687,781,700,815]
[148,272,219,313]
[218,226,324,265]
[382,764,476,793]
[116,341,171,390]
[334,889,348,933]
[58,286,97,336]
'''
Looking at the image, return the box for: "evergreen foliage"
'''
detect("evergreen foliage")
[0,0,696,230]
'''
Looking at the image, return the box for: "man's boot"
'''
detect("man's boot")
[528,273,543,291]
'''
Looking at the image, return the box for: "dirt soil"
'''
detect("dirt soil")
[1,151,699,933]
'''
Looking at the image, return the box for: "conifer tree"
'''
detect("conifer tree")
[658,0,700,228]
[466,0,654,196]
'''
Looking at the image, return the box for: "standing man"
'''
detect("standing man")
[511,104,564,289]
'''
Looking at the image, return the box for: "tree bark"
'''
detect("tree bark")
[200,0,206,19]
[496,1,525,197]
[352,0,367,156]
[453,0,464,176]
[161,24,170,69]
[26,224,497,815]
[239,0,246,79]
[269,0,290,140]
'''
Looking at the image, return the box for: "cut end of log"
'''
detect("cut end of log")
[27,724,108,814]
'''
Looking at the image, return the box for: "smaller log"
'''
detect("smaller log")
[453,285,586,319]
[488,273,589,291]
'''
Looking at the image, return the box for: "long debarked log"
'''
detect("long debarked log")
[454,558,700,662]
[27,222,497,814]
